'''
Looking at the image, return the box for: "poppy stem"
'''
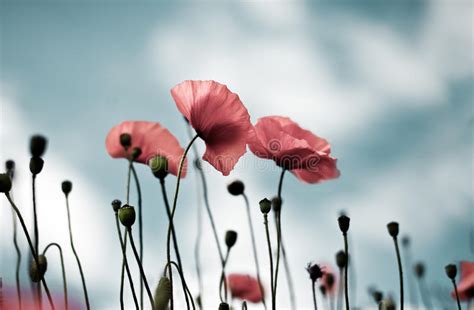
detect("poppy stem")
[130,163,144,310]
[337,269,343,310]
[264,213,274,310]
[219,249,231,303]
[280,224,296,310]
[127,227,154,308]
[343,235,349,310]
[273,168,286,309]
[163,261,196,310]
[312,281,318,310]
[160,178,191,309]
[115,213,139,310]
[11,197,22,310]
[167,133,199,310]
[65,194,90,310]
[120,158,132,306]
[242,193,267,310]
[451,279,461,310]
[42,243,68,310]
[4,193,55,310]
[416,278,432,309]
[32,174,42,308]
[392,237,404,310]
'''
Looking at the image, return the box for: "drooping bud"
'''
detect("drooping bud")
[259,198,271,214]
[387,222,399,238]
[0,173,12,193]
[445,264,457,280]
[111,199,122,212]
[414,262,425,278]
[5,160,15,179]
[118,205,136,227]
[130,147,142,161]
[61,180,72,196]
[271,196,282,213]
[225,230,238,248]
[149,155,168,179]
[227,180,245,196]
[30,135,47,157]
[29,254,48,283]
[29,157,44,175]
[154,276,171,310]
[120,133,131,149]
[338,215,350,235]
[218,302,230,310]
[306,263,323,282]
[336,250,348,269]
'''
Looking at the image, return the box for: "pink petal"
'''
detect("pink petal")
[292,155,340,184]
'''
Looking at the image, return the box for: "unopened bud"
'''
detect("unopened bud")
[445,264,457,280]
[61,180,72,196]
[336,250,347,269]
[118,205,136,227]
[130,147,142,160]
[387,222,399,238]
[154,276,171,310]
[225,230,238,248]
[29,157,44,175]
[338,215,350,235]
[227,180,245,196]
[0,173,12,193]
[271,196,282,213]
[5,160,15,179]
[111,199,122,212]
[218,302,230,310]
[120,133,131,149]
[149,156,168,179]
[259,198,271,214]
[29,254,47,283]
[414,262,425,278]
[30,135,47,158]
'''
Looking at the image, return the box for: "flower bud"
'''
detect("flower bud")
[29,254,47,283]
[338,215,350,235]
[149,156,168,180]
[381,296,396,310]
[120,133,131,149]
[0,173,12,193]
[414,262,425,278]
[61,180,72,196]
[227,180,244,196]
[218,302,230,310]
[225,230,238,248]
[401,235,410,247]
[118,205,136,227]
[306,263,323,282]
[271,196,282,213]
[5,160,15,179]
[336,250,347,269]
[445,264,457,280]
[111,199,122,213]
[259,198,271,214]
[326,273,335,289]
[372,290,383,303]
[29,157,44,175]
[387,222,399,238]
[130,147,142,161]
[154,276,171,310]
[30,135,47,158]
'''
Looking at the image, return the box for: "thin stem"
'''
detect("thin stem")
[273,168,286,309]
[65,195,90,310]
[403,246,416,306]
[160,178,190,309]
[417,278,432,309]
[167,134,199,310]
[120,158,133,307]
[393,238,404,310]
[127,228,154,308]
[337,269,343,310]
[43,243,68,310]
[32,174,42,308]
[281,229,296,310]
[343,235,349,310]
[11,204,22,310]
[312,281,318,310]
[115,215,139,310]
[130,164,144,310]
[264,214,274,310]
[5,193,55,310]
[451,280,461,310]
[219,249,231,303]
[242,193,267,310]
[163,261,196,310]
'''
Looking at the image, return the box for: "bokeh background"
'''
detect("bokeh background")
[1,0,473,309]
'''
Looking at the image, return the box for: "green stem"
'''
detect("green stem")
[65,195,90,310]
[451,280,461,310]
[343,235,349,310]
[32,174,42,308]
[160,178,190,309]
[5,193,55,310]
[273,168,286,308]
[127,227,154,308]
[163,261,196,310]
[11,201,22,310]
[130,164,144,310]
[167,134,199,310]
[219,249,230,303]
[312,281,318,310]
[242,193,266,310]
[281,239,296,310]
[115,214,139,310]
[417,278,432,309]
[264,214,274,310]
[43,243,68,310]
[393,238,404,310]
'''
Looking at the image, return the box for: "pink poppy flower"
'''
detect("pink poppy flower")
[105,121,186,177]
[452,261,474,301]
[2,285,83,310]
[249,116,340,183]
[227,273,264,303]
[171,80,252,176]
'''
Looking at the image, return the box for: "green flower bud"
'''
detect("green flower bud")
[61,180,72,196]
[29,157,44,175]
[259,198,271,214]
[387,222,399,238]
[0,173,12,193]
[336,250,347,269]
[118,205,136,227]
[445,264,457,280]
[227,180,244,196]
[130,147,142,161]
[271,196,282,213]
[154,276,171,310]
[225,230,238,248]
[30,135,47,158]
[120,133,131,149]
[29,254,48,283]
[149,156,168,179]
[111,199,122,213]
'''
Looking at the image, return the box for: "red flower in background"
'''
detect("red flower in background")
[2,285,82,310]
[319,263,338,296]
[452,261,474,301]
[249,116,340,183]
[171,80,252,176]
[227,273,264,303]
[105,121,186,177]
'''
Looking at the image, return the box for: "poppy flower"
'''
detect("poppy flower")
[249,116,340,183]
[105,121,186,177]
[2,285,83,310]
[452,261,474,301]
[227,273,264,303]
[171,80,252,176]
[319,263,337,296]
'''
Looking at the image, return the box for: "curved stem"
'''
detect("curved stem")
[281,239,296,310]
[393,238,403,310]
[43,243,68,310]
[417,278,432,309]
[312,281,318,310]
[130,164,144,309]
[343,235,349,310]
[32,174,42,308]
[11,203,22,310]
[127,228,154,308]
[115,214,139,310]
[5,193,55,310]
[167,134,199,310]
[403,246,416,306]
[160,178,190,309]
[451,280,461,310]
[163,261,196,310]
[273,168,286,308]
[219,249,230,303]
[242,193,267,310]
[65,195,90,310]
[264,214,274,310]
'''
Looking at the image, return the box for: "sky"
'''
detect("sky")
[0,0,473,309]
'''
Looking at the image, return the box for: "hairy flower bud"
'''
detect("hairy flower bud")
[0,173,12,193]
[29,157,44,175]
[29,254,47,283]
[338,215,350,235]
[149,156,168,179]
[118,205,136,227]
[445,264,457,280]
[154,276,171,310]
[387,222,399,238]
[120,133,131,149]
[61,180,72,196]
[227,180,245,196]
[30,135,47,158]
[259,198,272,214]
[225,230,238,248]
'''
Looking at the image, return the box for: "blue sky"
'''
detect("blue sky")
[1,1,473,309]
